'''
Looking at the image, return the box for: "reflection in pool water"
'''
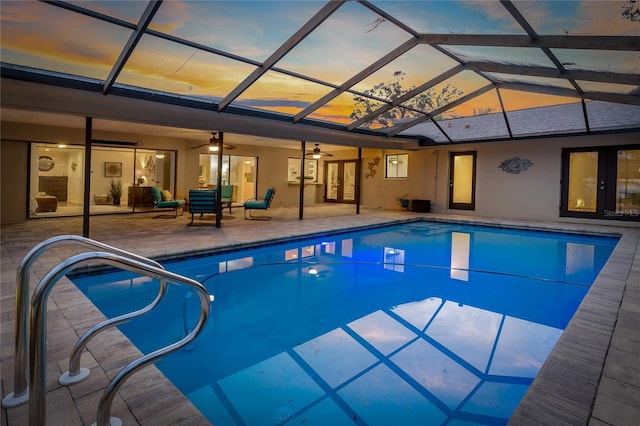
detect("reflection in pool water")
[72,222,618,425]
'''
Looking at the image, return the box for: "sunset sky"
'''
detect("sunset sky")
[1,0,637,129]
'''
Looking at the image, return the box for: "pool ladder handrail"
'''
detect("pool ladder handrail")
[29,250,211,426]
[2,235,166,409]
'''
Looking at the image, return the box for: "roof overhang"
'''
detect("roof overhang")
[0,74,419,150]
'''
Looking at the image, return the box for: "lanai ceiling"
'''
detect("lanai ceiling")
[1,0,640,148]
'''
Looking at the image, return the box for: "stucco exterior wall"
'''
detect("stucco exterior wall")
[420,132,639,224]
[2,120,638,226]
[355,132,638,227]
[1,140,29,224]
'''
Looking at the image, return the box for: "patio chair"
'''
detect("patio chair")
[220,185,233,214]
[205,185,233,213]
[188,189,217,224]
[150,186,185,218]
[244,187,276,219]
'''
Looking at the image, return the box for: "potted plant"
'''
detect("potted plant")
[109,179,124,206]
[395,194,410,210]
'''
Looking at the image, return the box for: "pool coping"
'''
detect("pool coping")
[509,224,639,425]
[422,217,639,425]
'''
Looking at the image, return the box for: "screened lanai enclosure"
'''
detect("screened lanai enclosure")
[2,2,640,425]
[1,0,640,222]
[1,0,639,144]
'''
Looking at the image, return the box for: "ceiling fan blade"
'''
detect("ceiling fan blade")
[305,143,333,157]
[190,143,211,150]
[190,132,223,150]
[306,152,333,156]
[190,143,236,150]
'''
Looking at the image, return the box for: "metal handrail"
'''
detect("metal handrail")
[2,235,165,408]
[59,278,168,386]
[29,251,211,426]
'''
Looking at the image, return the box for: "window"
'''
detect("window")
[287,157,318,183]
[385,153,408,178]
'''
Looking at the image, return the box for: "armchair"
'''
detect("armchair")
[220,185,233,214]
[150,186,185,218]
[244,187,276,219]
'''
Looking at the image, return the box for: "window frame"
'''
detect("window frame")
[385,153,408,179]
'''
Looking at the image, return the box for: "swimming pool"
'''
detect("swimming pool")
[71,221,618,425]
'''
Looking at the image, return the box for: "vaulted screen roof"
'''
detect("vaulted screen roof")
[1,0,639,146]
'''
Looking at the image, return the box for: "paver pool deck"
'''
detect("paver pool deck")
[2,206,638,425]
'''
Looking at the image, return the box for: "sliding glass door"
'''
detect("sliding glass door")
[130,149,176,212]
[30,143,86,218]
[561,145,640,221]
[29,143,177,218]
[199,154,257,206]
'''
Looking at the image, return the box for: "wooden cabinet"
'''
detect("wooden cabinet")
[411,199,431,213]
[128,186,154,207]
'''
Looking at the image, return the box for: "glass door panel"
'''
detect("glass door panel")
[326,163,339,201]
[561,145,639,221]
[568,151,598,213]
[236,157,257,204]
[30,143,86,218]
[452,155,473,203]
[199,154,257,204]
[131,149,157,211]
[154,150,176,194]
[199,153,227,188]
[616,149,640,214]
[343,162,356,201]
[132,149,179,210]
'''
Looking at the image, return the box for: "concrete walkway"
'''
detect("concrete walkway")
[1,206,638,425]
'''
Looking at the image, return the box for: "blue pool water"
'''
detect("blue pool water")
[71,221,618,425]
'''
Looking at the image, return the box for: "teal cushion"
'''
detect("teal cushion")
[245,187,274,209]
[244,200,267,209]
[156,199,185,208]
[150,186,163,204]
[221,185,233,199]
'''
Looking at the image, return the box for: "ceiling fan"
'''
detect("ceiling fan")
[190,132,234,151]
[305,143,333,159]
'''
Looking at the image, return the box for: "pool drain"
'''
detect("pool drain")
[273,406,294,424]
